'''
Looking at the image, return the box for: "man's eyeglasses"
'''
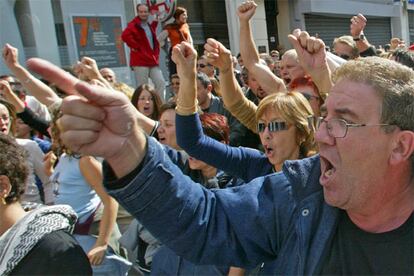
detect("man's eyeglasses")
[315,117,391,138]
[257,121,288,133]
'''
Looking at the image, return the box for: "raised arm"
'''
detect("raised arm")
[174,42,270,181]
[76,57,113,89]
[27,58,147,178]
[204,38,258,132]
[350,14,376,57]
[238,1,285,94]
[288,29,333,93]
[173,42,198,115]
[2,44,61,106]
[26,55,295,269]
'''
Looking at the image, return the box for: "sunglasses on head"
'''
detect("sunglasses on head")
[257,121,288,133]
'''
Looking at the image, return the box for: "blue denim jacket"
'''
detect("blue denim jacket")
[104,137,340,275]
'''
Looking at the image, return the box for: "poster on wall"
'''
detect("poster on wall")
[71,15,127,67]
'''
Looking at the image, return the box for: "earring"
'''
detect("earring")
[1,196,6,205]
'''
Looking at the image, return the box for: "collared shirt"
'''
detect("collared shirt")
[141,22,154,50]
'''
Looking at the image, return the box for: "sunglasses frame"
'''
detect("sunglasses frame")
[257,121,288,133]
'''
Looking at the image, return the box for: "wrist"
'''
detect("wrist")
[353,33,365,41]
[106,125,147,178]
[8,63,22,72]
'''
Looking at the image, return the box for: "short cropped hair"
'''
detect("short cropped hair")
[196,72,211,88]
[333,57,414,170]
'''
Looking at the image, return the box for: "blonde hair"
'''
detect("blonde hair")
[256,92,317,157]
[333,35,359,59]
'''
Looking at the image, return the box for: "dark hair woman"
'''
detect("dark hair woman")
[0,133,92,275]
[158,6,193,76]
[131,83,163,120]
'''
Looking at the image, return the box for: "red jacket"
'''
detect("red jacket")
[122,17,160,67]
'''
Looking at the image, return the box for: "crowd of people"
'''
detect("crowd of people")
[0,0,413,275]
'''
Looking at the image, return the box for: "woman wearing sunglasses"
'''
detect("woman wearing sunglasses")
[174,41,317,185]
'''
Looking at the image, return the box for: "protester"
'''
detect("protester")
[349,13,377,57]
[289,75,324,116]
[176,41,316,178]
[168,73,180,102]
[332,35,359,60]
[0,133,92,275]
[0,97,53,206]
[100,67,134,99]
[122,3,166,99]
[158,6,193,77]
[32,25,414,274]
[45,104,130,275]
[390,48,414,69]
[131,83,163,120]
[197,55,216,79]
[237,2,285,95]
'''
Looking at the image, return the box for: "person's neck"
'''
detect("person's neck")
[348,177,414,233]
[201,166,217,179]
[199,94,212,110]
[273,147,300,172]
[0,202,26,236]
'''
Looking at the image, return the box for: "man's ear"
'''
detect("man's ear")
[389,130,414,165]
[0,175,12,197]
[207,84,213,92]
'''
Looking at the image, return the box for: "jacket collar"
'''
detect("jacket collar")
[282,154,322,201]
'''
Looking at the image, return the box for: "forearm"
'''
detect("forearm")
[106,124,147,178]
[96,197,119,246]
[308,67,333,95]
[176,113,263,180]
[219,65,244,108]
[227,97,258,133]
[239,20,260,68]
[355,39,370,54]
[103,137,285,268]
[239,21,285,94]
[3,88,25,113]
[176,71,197,115]
[11,64,61,106]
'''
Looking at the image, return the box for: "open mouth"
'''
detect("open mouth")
[283,77,291,85]
[264,145,274,157]
[1,127,7,134]
[320,156,336,186]
[158,136,166,143]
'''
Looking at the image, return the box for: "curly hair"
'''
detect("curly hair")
[0,133,28,203]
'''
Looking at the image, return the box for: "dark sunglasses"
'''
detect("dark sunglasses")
[197,63,212,68]
[301,93,320,101]
[257,121,288,133]
[333,52,350,60]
